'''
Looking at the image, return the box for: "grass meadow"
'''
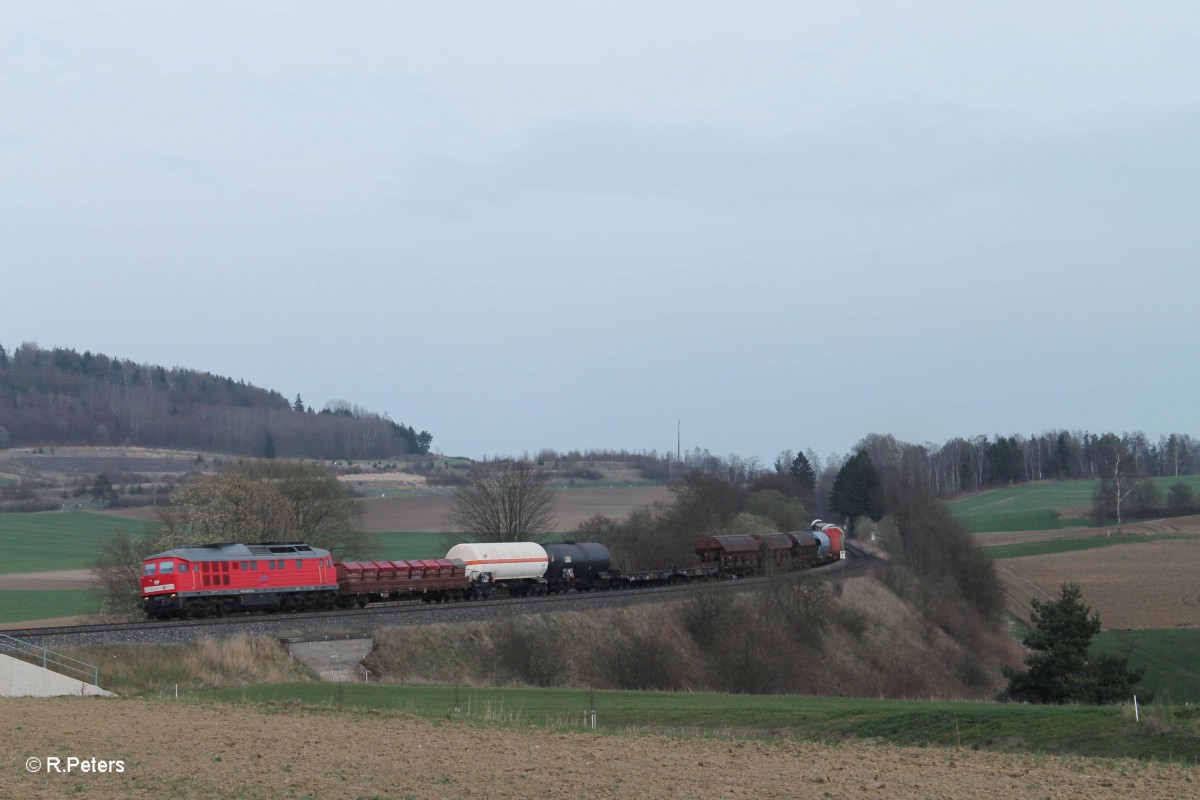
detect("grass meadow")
[1092,630,1200,705]
[0,511,157,574]
[376,531,453,561]
[0,589,100,624]
[948,475,1200,533]
[195,682,1200,762]
[982,535,1154,559]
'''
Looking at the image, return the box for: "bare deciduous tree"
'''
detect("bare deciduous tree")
[449,461,554,542]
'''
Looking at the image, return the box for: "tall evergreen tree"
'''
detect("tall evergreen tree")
[789,451,816,492]
[1001,583,1143,704]
[828,451,885,531]
[90,473,119,507]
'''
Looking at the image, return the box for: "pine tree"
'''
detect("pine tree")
[1001,583,1143,704]
[828,451,884,531]
[790,451,816,492]
[90,474,118,507]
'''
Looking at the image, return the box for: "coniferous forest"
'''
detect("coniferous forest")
[0,342,430,460]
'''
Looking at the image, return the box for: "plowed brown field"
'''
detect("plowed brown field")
[2,697,1194,800]
[996,538,1200,629]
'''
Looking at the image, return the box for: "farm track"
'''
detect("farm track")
[6,545,873,647]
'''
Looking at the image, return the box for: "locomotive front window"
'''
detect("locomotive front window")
[143,563,156,576]
[159,561,174,574]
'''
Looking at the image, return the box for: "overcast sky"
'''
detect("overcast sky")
[4,2,1198,464]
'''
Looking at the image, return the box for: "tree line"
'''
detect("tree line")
[0,342,431,460]
[530,426,1199,508]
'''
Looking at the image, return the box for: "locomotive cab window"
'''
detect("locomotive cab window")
[143,563,156,576]
[159,561,174,574]
[178,563,189,573]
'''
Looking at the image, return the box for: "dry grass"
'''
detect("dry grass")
[364,576,1014,701]
[63,635,316,696]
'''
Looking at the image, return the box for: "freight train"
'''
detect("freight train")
[138,521,846,620]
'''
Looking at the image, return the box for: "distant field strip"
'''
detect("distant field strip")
[950,476,1200,533]
[376,531,452,561]
[984,535,1152,559]
[0,511,157,574]
[0,589,100,624]
[197,682,1200,762]
[961,509,1091,534]
[1092,629,1200,704]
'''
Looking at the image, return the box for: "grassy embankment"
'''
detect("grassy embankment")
[192,682,1200,763]
[52,630,1199,763]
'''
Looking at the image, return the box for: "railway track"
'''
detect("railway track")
[8,544,874,647]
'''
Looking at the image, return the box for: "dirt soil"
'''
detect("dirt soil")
[0,569,94,591]
[2,697,1193,800]
[997,538,1200,629]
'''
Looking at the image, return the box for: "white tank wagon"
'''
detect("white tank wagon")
[444,542,549,596]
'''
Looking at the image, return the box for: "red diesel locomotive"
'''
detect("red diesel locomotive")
[140,542,340,619]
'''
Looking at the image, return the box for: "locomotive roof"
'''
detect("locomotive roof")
[145,541,330,561]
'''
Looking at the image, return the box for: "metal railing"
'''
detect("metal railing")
[0,634,99,686]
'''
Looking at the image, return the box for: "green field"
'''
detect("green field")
[949,475,1200,534]
[0,589,100,623]
[0,511,158,574]
[1093,630,1200,705]
[194,683,1200,762]
[376,531,453,560]
[983,535,1153,559]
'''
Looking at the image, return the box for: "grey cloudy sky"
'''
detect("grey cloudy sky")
[4,2,1198,463]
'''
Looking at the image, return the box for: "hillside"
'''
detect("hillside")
[0,342,430,461]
